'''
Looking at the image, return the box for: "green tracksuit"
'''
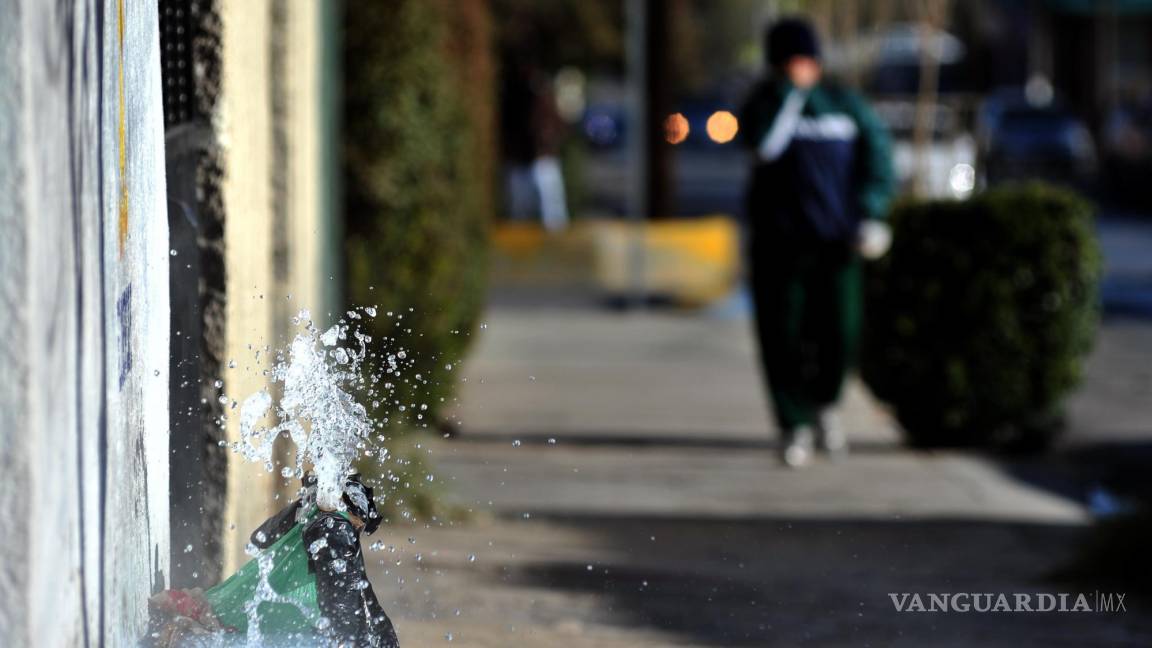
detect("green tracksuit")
[738,77,895,430]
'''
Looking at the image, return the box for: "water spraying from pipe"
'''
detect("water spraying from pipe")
[234,309,376,511]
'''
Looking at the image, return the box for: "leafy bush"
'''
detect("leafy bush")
[342,0,492,429]
[862,183,1101,450]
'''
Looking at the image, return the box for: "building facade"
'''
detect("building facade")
[0,0,340,643]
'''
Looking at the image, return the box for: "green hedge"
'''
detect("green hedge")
[862,183,1102,449]
[342,0,491,429]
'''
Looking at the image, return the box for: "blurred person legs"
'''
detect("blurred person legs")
[532,155,569,232]
[752,242,860,465]
[817,409,848,459]
[505,164,538,220]
[780,424,817,468]
[500,56,568,231]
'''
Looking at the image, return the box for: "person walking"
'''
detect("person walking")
[738,17,895,468]
[500,58,570,232]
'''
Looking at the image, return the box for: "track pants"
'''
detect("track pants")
[751,240,861,431]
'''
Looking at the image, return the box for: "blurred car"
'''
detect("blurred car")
[579,81,748,218]
[858,23,969,96]
[872,98,978,199]
[1101,98,1152,208]
[979,90,1097,190]
[860,25,977,199]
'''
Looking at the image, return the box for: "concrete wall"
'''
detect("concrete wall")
[0,0,340,636]
[0,0,170,645]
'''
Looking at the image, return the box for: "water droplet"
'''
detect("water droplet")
[467,554,477,563]
[512,439,521,447]
[169,249,177,256]
[184,544,193,553]
[213,379,223,388]
[547,438,556,445]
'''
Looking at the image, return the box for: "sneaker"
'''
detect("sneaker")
[780,424,816,468]
[816,409,848,459]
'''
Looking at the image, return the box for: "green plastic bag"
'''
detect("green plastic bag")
[204,516,330,639]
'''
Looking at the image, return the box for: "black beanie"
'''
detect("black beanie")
[766,17,820,67]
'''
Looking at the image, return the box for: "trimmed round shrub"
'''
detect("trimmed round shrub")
[862,183,1102,450]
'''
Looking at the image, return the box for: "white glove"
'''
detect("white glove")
[857,220,892,260]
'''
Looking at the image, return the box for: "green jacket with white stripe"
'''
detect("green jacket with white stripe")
[738,77,895,244]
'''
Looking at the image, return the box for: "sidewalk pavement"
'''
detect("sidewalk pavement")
[369,307,1152,646]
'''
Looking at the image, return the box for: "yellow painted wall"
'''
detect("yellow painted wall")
[219,0,276,573]
[217,0,330,572]
[284,2,327,320]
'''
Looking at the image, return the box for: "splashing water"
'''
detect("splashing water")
[234,309,374,510]
[208,308,395,647]
[193,306,435,647]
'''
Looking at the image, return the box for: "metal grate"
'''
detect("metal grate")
[158,0,196,128]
